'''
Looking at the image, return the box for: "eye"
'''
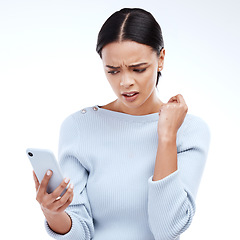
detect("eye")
[107,70,120,75]
[133,68,146,73]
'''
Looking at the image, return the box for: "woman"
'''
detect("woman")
[33,8,210,240]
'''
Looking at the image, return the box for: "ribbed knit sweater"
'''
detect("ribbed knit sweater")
[44,104,211,240]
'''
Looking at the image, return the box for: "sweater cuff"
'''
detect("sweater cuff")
[147,169,196,239]
[148,169,179,185]
[148,169,185,204]
[44,211,81,239]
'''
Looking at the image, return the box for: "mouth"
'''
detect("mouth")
[121,92,139,102]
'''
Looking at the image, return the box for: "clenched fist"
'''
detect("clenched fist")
[157,94,188,140]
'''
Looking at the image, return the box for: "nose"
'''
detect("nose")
[120,72,134,87]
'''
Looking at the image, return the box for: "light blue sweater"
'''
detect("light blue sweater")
[45,104,211,240]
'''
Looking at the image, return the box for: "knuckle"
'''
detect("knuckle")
[51,192,59,200]
[60,181,67,189]
[60,198,68,206]
[183,104,188,111]
[180,103,185,109]
[58,198,64,205]
[68,191,74,201]
[36,192,42,203]
[162,104,168,109]
[68,186,73,192]
[65,198,72,207]
[36,195,40,203]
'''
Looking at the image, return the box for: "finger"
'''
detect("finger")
[176,94,186,104]
[57,194,74,213]
[49,177,71,202]
[168,95,179,103]
[176,94,188,111]
[33,171,40,191]
[38,170,53,196]
[47,184,74,212]
[53,184,74,211]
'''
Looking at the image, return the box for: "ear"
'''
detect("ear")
[158,48,165,71]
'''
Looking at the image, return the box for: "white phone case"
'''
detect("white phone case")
[26,148,67,196]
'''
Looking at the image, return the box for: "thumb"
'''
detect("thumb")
[168,95,178,103]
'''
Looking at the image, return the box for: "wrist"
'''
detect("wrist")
[42,208,63,220]
[158,131,177,143]
[43,210,72,235]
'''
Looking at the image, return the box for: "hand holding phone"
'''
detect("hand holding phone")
[27,148,74,216]
[26,148,67,196]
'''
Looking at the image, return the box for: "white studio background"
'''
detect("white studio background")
[0,0,239,239]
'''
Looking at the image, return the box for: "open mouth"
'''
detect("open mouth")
[123,93,138,97]
[122,92,139,101]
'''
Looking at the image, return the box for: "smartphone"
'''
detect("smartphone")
[26,148,67,196]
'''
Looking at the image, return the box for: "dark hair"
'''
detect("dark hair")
[96,8,164,87]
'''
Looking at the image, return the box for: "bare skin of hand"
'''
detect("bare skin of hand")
[157,94,188,139]
[33,170,74,234]
[153,94,188,180]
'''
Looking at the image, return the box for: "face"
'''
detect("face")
[101,40,165,114]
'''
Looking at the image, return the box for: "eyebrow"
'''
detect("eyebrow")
[106,62,148,69]
[106,65,120,69]
[129,62,148,67]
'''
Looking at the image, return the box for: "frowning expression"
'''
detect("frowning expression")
[101,40,165,109]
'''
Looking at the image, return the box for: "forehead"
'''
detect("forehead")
[101,41,156,66]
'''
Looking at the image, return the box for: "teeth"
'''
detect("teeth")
[126,93,135,96]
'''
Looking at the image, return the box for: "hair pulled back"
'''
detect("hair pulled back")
[96,8,164,87]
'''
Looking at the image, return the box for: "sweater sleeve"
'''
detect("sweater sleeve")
[147,115,211,240]
[44,114,95,240]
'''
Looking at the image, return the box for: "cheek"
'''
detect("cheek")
[143,68,158,87]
